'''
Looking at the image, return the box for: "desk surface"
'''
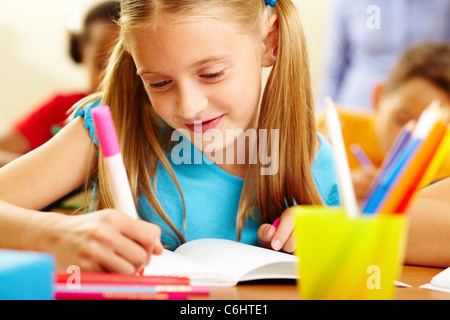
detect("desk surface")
[50,208,450,300]
[207,265,450,300]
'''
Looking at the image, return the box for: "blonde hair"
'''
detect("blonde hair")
[76,0,323,246]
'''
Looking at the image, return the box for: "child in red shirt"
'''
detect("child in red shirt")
[0,1,120,166]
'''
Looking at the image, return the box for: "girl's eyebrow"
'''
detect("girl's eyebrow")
[137,55,230,76]
[191,55,230,68]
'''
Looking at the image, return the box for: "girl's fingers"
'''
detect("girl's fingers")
[257,223,276,249]
[257,221,295,253]
[97,248,137,274]
[271,222,292,252]
[116,214,163,257]
[280,232,296,253]
[79,240,136,274]
[80,210,163,273]
[109,232,150,271]
[271,207,296,252]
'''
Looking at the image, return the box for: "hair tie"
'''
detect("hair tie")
[265,0,277,7]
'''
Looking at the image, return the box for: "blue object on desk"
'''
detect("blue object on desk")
[0,249,54,300]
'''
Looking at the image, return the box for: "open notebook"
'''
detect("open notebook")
[420,267,450,293]
[143,239,298,286]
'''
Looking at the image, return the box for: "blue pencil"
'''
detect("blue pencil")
[361,138,422,213]
[361,101,441,214]
[361,122,415,214]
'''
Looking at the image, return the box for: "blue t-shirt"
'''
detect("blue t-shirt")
[74,101,341,249]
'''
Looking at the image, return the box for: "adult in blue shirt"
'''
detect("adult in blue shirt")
[319,0,450,110]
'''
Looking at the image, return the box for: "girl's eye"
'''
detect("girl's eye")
[145,69,227,90]
[201,70,225,80]
[150,80,172,89]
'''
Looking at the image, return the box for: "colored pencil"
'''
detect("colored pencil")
[325,97,359,218]
[361,122,414,213]
[55,291,187,300]
[56,271,190,286]
[378,121,446,213]
[395,129,450,212]
[361,101,449,214]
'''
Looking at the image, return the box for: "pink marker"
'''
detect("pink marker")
[91,105,138,220]
[272,218,281,229]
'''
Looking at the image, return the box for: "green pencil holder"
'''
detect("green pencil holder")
[294,206,407,300]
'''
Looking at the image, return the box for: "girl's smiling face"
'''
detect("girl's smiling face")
[129,16,267,154]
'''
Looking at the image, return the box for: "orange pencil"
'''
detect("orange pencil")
[396,128,450,213]
[378,121,446,213]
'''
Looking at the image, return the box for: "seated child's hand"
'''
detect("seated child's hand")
[47,209,163,273]
[351,167,377,202]
[257,206,297,253]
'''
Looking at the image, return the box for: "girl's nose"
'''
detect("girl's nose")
[176,82,208,120]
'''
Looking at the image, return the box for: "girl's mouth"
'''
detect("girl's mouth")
[185,114,224,133]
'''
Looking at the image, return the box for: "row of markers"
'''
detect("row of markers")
[54,271,209,300]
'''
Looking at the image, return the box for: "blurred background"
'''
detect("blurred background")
[0,0,331,133]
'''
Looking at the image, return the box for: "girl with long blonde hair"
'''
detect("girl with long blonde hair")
[0,0,339,273]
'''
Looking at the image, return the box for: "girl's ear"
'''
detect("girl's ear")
[261,14,279,68]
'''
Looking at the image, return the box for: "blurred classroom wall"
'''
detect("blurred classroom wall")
[0,0,331,133]
[295,0,332,101]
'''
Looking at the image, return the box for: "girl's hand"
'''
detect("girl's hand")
[257,206,297,253]
[46,209,163,274]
